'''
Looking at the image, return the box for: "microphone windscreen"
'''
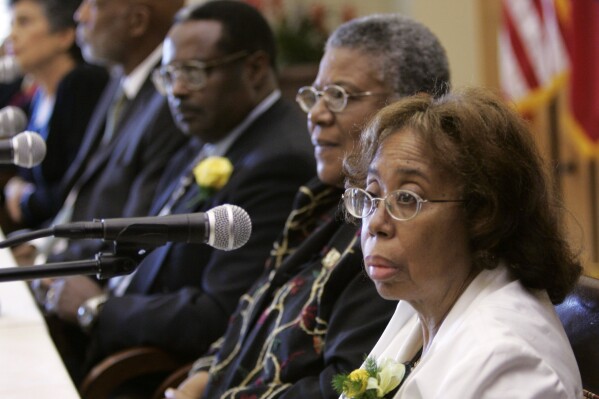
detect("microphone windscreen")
[207,204,252,251]
[0,56,21,83]
[0,106,28,137]
[12,131,47,168]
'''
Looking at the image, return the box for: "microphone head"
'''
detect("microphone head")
[0,56,22,83]
[0,106,28,137]
[206,204,252,251]
[11,131,47,168]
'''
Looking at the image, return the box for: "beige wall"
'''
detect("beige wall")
[0,0,484,86]
[403,0,482,87]
[276,0,483,88]
[264,0,483,88]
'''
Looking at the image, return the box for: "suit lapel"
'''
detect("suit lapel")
[60,76,121,192]
[150,177,182,215]
[73,76,159,190]
[126,242,174,293]
[175,182,202,213]
[127,182,205,293]
[149,145,203,215]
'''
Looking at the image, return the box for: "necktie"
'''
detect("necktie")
[158,148,208,216]
[33,85,130,261]
[102,86,128,146]
[110,148,209,296]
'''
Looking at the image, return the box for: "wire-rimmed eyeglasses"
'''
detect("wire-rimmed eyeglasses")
[342,187,465,222]
[152,50,249,94]
[295,84,384,113]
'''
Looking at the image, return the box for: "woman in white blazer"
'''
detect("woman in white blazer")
[340,87,583,399]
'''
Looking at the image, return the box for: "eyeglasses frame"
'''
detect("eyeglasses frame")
[153,50,250,94]
[295,84,384,113]
[343,187,465,222]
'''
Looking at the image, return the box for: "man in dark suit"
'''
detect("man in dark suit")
[33,0,187,384]
[38,0,188,262]
[45,0,315,383]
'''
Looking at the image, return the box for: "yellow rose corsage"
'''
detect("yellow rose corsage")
[190,156,234,204]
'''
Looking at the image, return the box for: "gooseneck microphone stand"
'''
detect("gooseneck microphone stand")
[0,242,151,283]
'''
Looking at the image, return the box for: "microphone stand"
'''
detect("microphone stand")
[0,242,152,283]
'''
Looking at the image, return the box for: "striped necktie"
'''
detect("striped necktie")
[101,85,128,146]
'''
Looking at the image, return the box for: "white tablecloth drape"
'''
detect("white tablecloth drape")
[0,233,80,399]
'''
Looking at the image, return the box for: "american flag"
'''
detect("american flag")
[500,0,599,154]
[499,0,568,111]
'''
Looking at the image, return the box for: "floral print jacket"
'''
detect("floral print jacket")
[193,178,397,399]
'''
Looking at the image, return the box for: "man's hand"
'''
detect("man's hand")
[4,176,34,223]
[44,276,103,324]
[12,244,38,266]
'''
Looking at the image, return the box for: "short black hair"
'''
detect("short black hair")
[175,0,277,69]
[9,0,81,32]
[9,0,83,62]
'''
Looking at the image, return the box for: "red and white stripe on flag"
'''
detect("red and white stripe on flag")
[499,0,568,111]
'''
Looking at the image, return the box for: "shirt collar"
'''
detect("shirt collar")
[202,89,282,157]
[120,44,163,100]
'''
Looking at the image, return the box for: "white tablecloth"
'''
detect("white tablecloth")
[0,239,80,399]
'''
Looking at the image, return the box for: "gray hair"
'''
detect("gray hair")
[326,14,450,97]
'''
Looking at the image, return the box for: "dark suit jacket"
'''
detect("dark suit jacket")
[0,77,32,111]
[91,98,316,363]
[47,72,188,261]
[19,63,109,227]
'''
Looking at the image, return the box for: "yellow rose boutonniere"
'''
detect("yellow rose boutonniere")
[332,357,407,399]
[191,156,234,203]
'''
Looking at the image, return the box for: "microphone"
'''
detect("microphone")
[0,56,21,83]
[0,131,47,168]
[0,106,28,137]
[52,204,252,251]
